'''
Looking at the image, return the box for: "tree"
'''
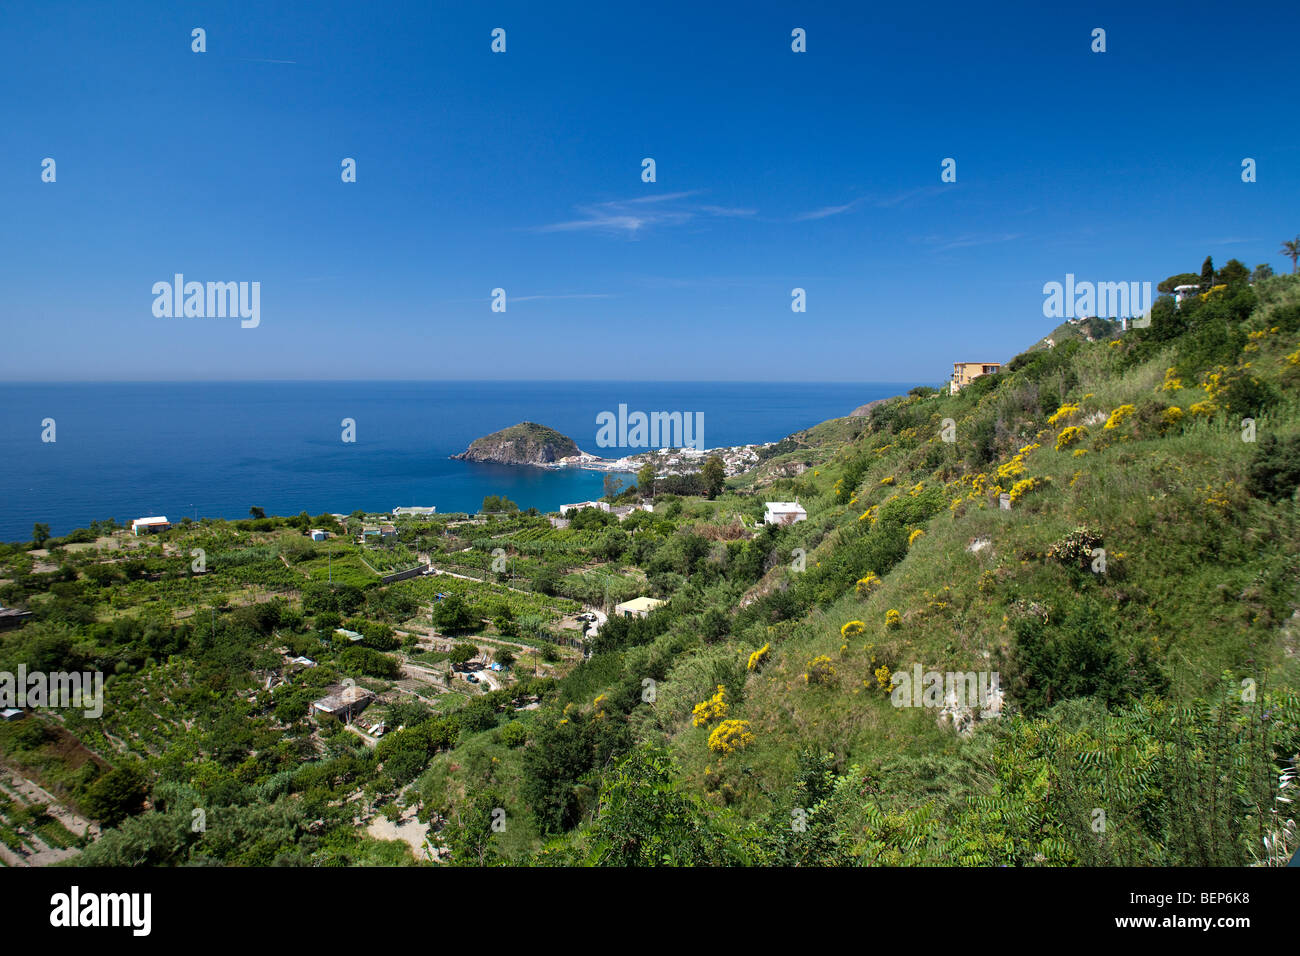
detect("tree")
[248,506,266,519]
[448,641,478,665]
[586,746,743,865]
[31,523,50,547]
[432,594,478,633]
[1252,263,1274,282]
[1216,258,1249,285]
[1157,272,1200,294]
[1281,236,1300,274]
[1199,256,1215,289]
[701,456,726,499]
[481,495,518,514]
[636,462,656,497]
[82,763,149,827]
[494,647,516,668]
[603,474,625,500]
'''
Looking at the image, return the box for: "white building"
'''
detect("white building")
[131,516,171,535]
[763,502,807,526]
[560,500,611,516]
[393,506,437,517]
[614,596,666,619]
[309,529,328,541]
[1174,284,1199,306]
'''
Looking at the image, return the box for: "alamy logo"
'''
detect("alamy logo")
[1042,274,1152,327]
[49,886,151,936]
[152,274,260,328]
[890,665,1001,717]
[0,666,104,718]
[595,404,704,451]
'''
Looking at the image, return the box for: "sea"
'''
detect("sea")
[0,381,912,541]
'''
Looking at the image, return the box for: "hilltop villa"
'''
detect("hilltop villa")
[949,361,1001,394]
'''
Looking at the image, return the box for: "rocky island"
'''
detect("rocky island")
[451,422,582,466]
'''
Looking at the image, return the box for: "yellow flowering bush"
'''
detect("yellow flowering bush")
[855,572,880,595]
[1047,403,1079,427]
[995,443,1040,480]
[908,528,925,547]
[873,664,894,692]
[747,643,769,671]
[1103,405,1135,430]
[1009,476,1040,503]
[880,475,896,486]
[1055,425,1087,451]
[707,719,754,754]
[1160,367,1182,392]
[1286,349,1300,367]
[1202,367,1229,400]
[885,609,902,629]
[907,481,925,497]
[1189,399,1216,418]
[840,620,867,638]
[691,685,728,727]
[1160,406,1184,433]
[803,655,835,685]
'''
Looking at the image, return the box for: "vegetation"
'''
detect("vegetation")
[3,260,1298,867]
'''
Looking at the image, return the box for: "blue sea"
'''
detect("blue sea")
[0,381,911,540]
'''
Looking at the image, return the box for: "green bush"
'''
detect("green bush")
[1246,434,1300,503]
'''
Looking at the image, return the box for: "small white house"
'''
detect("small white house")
[614,596,666,619]
[763,502,807,526]
[131,516,171,535]
[560,500,611,516]
[309,529,328,541]
[1174,284,1199,306]
[393,506,437,517]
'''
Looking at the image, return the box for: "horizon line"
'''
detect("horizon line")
[0,377,927,387]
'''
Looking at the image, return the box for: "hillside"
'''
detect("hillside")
[1,269,1298,868]
[452,422,581,465]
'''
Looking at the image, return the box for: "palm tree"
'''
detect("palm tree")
[1281,236,1300,274]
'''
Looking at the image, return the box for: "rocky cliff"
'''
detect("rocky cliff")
[451,422,581,465]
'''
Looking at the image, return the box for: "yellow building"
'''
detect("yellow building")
[950,361,1001,394]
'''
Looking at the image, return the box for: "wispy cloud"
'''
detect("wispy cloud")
[923,232,1024,252]
[534,192,755,236]
[1198,237,1258,245]
[791,186,948,222]
[794,199,864,221]
[510,293,614,303]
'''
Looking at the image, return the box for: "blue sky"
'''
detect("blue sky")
[2,0,1297,383]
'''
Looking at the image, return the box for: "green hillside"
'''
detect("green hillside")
[2,268,1298,868]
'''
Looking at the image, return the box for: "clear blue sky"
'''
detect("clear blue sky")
[2,1,1297,383]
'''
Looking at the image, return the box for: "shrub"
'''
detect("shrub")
[1103,405,1135,430]
[803,656,835,686]
[855,573,880,595]
[1047,528,1104,571]
[707,720,754,754]
[691,685,728,727]
[1055,425,1087,451]
[1246,434,1300,503]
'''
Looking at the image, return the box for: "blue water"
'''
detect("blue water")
[0,381,910,540]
